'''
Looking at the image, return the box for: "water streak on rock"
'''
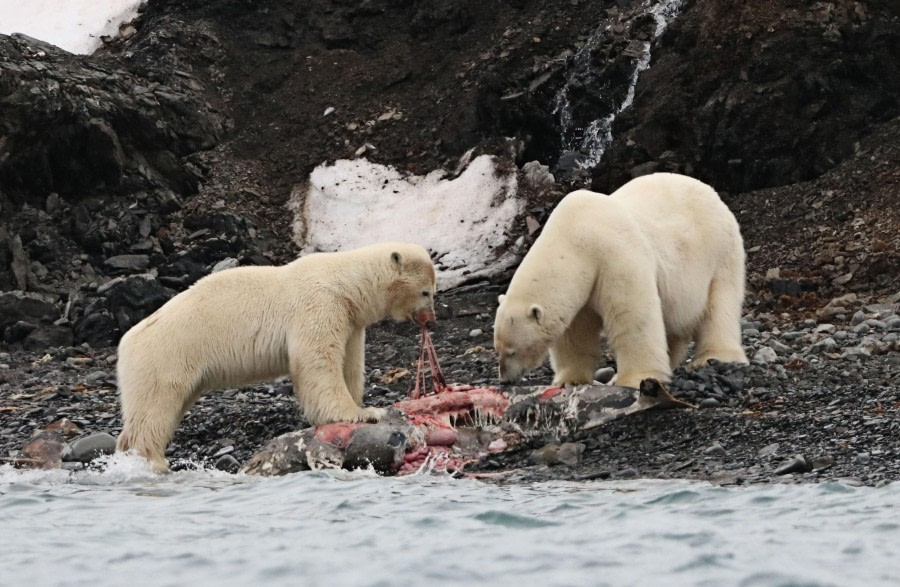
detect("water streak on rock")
[554,0,683,170]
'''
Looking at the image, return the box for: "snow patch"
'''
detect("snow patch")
[292,155,524,290]
[0,0,144,55]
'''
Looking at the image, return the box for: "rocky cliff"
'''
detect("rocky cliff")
[0,0,897,351]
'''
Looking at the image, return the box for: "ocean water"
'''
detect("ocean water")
[1,457,897,587]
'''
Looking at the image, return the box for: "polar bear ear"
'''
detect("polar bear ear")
[529,304,543,323]
[391,251,403,267]
[497,294,507,305]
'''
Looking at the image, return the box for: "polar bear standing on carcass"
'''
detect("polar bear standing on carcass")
[116,242,436,473]
[494,172,748,389]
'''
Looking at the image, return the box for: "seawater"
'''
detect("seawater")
[2,456,898,587]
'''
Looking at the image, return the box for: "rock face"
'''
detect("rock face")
[594,0,900,193]
[0,34,222,207]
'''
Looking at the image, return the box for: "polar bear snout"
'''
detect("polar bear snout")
[413,309,436,326]
[498,358,525,384]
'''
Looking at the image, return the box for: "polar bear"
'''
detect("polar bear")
[493,173,747,389]
[116,242,436,473]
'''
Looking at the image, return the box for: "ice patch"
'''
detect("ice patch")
[292,155,524,290]
[0,0,145,55]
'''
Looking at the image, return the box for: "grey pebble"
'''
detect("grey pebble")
[67,432,117,463]
[699,398,721,409]
[214,454,241,473]
[594,367,616,384]
[811,337,838,353]
[84,370,108,384]
[752,347,778,364]
[704,443,726,457]
[213,445,235,459]
[775,455,811,475]
[757,442,780,458]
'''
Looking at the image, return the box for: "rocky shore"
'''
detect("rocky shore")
[1,0,898,485]
[2,283,898,485]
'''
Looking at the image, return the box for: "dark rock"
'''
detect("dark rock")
[22,325,74,350]
[530,442,586,467]
[704,443,726,458]
[104,254,151,273]
[0,291,58,331]
[617,468,639,479]
[768,278,802,298]
[102,274,175,333]
[757,442,780,458]
[214,454,241,473]
[66,432,117,463]
[21,431,66,468]
[3,320,37,343]
[83,370,109,385]
[595,1,900,194]
[775,455,811,476]
[594,367,616,384]
[630,161,660,178]
[10,234,28,290]
[182,212,251,238]
[74,310,119,347]
[212,445,235,459]
[556,442,586,466]
[809,454,834,472]
[699,398,721,409]
[0,35,223,207]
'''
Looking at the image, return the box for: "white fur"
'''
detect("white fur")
[494,172,747,389]
[116,242,436,473]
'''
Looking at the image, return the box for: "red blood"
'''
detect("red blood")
[414,310,436,325]
[314,422,365,448]
[425,428,459,446]
[390,323,512,475]
[539,387,565,401]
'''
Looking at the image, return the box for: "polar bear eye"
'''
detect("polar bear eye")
[505,350,516,358]
[421,290,431,298]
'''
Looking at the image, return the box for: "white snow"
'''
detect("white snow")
[292,155,525,290]
[0,0,144,54]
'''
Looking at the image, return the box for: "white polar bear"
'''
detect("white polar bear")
[493,172,747,389]
[116,242,436,473]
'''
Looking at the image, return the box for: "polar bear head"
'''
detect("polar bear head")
[384,244,437,325]
[493,294,555,383]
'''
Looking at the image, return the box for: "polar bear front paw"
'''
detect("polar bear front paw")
[357,406,388,423]
[551,377,594,388]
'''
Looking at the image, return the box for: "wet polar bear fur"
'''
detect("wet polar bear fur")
[494,172,748,389]
[116,242,436,473]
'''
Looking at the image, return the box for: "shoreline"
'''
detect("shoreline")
[2,288,897,486]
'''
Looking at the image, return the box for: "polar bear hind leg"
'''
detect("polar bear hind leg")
[549,306,604,386]
[344,327,366,406]
[690,270,748,368]
[667,333,691,370]
[117,377,199,474]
